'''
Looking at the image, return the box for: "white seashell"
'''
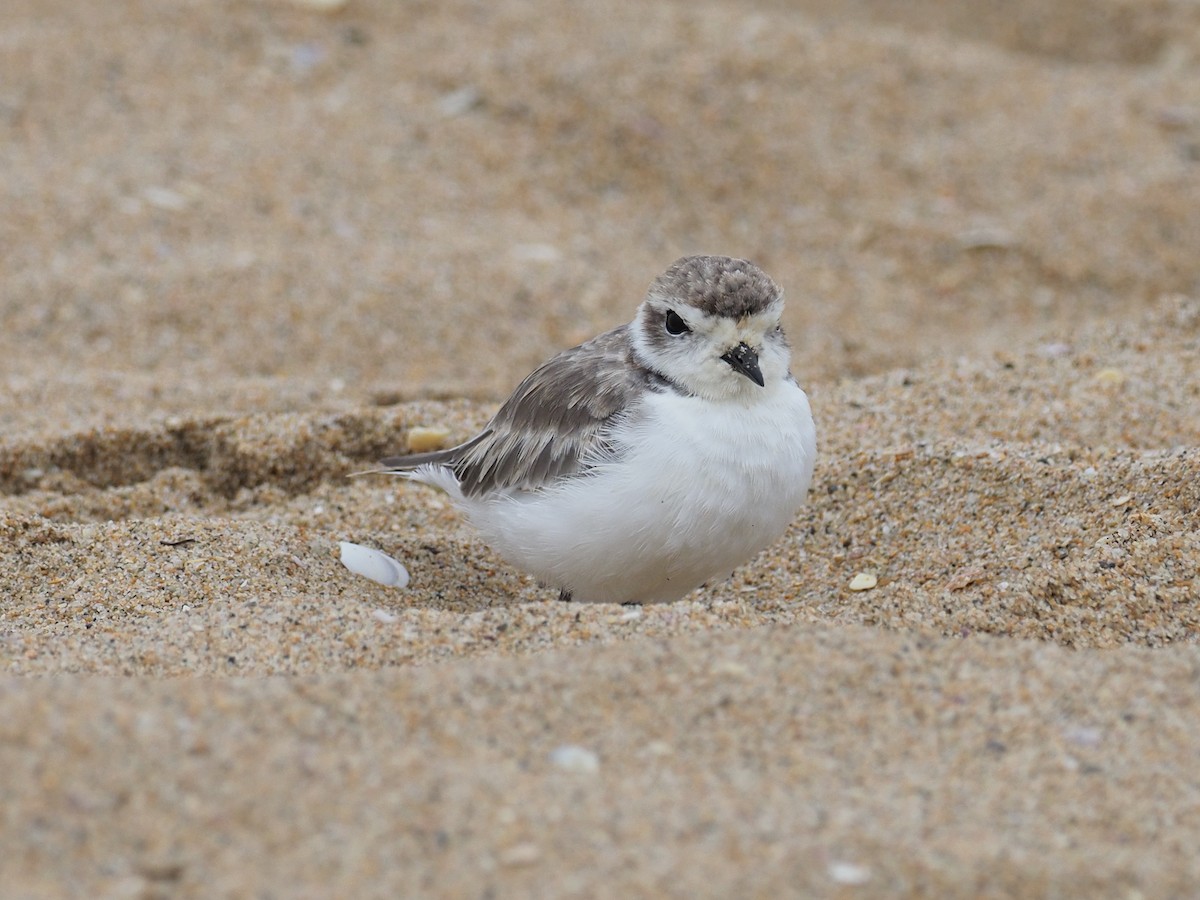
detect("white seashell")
[548,745,600,774]
[848,572,878,592]
[339,541,410,588]
[828,862,872,885]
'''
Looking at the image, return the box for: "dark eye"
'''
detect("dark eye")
[664,310,690,336]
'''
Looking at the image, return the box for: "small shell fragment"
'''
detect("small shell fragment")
[711,659,749,678]
[957,226,1017,250]
[848,572,878,592]
[339,541,409,588]
[1093,368,1126,387]
[498,843,542,867]
[142,186,190,211]
[437,85,482,117]
[829,862,872,885]
[406,426,452,453]
[548,744,600,774]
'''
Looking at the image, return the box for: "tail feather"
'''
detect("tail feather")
[378,447,460,472]
[346,447,458,479]
[376,429,488,474]
[356,432,485,499]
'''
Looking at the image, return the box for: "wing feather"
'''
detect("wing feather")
[379,325,654,497]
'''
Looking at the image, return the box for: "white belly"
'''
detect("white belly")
[459,382,817,603]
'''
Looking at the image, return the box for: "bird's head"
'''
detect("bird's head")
[632,255,791,402]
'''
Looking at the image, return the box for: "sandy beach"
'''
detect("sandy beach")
[3,0,1199,895]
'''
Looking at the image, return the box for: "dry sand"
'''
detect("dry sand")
[2,0,1199,895]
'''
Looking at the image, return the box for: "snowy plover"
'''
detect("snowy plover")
[378,255,817,603]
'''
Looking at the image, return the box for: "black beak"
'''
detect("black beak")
[721,342,764,387]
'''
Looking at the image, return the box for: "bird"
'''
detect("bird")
[376,255,817,604]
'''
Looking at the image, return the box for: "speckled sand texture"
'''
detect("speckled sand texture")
[3,0,1200,895]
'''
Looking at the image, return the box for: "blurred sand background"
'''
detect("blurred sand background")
[3,0,1200,895]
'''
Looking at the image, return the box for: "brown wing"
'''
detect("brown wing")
[379,325,653,497]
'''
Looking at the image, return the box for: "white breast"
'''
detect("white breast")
[458,381,817,603]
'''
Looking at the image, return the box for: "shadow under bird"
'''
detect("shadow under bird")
[376,255,817,603]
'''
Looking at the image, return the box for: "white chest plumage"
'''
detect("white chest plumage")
[458,380,816,603]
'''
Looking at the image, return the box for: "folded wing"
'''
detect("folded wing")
[379,325,649,497]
